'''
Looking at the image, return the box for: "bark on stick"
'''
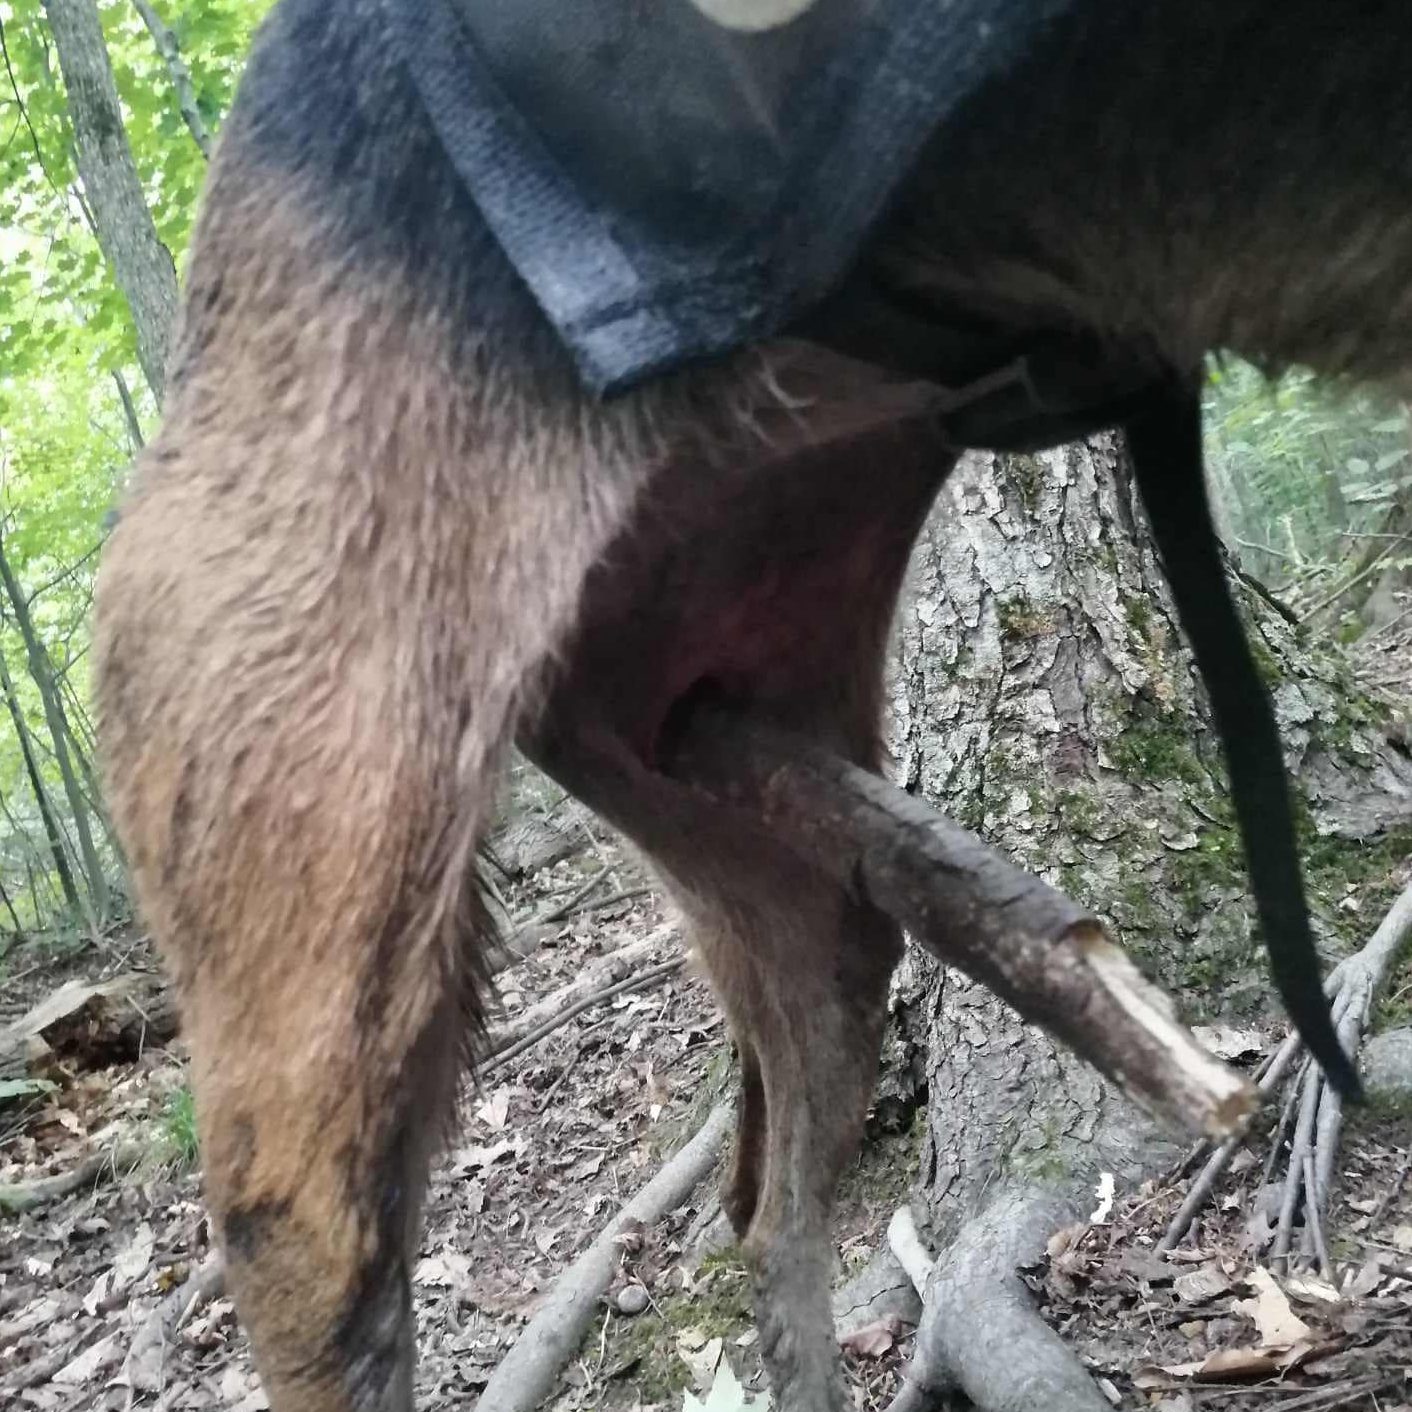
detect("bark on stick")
[671,707,1255,1139]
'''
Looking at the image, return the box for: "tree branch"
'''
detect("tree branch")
[669,707,1256,1139]
[130,0,211,158]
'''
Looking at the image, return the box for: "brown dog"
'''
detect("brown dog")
[95,1,1411,1409]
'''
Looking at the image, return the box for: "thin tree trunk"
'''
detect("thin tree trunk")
[0,539,108,923]
[43,0,178,401]
[111,369,145,451]
[130,0,211,157]
[0,864,24,940]
[0,649,81,922]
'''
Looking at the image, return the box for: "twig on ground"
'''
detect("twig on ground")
[0,1330,95,1395]
[1275,882,1412,1266]
[122,1253,225,1393]
[577,812,629,895]
[1273,1067,1321,1263]
[1161,1041,1306,1252]
[532,865,613,927]
[485,924,676,1055]
[1162,876,1412,1262]
[1368,1144,1412,1225]
[1302,1153,1333,1279]
[535,1019,613,1114]
[0,1141,144,1214]
[580,886,653,916]
[477,1100,733,1412]
[672,707,1254,1139]
[482,958,683,1077]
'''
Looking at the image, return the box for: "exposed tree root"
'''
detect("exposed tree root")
[478,1099,732,1412]
[884,1192,1111,1412]
[1162,877,1412,1263]
[0,1141,144,1215]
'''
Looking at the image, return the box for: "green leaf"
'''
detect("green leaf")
[0,1077,59,1101]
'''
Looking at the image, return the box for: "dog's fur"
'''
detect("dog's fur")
[95,2,1412,1409]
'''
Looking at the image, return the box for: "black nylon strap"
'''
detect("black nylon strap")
[1125,381,1358,1100]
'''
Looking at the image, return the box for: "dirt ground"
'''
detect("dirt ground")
[1,775,1410,1412]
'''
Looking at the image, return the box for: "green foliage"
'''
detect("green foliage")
[0,1075,57,1101]
[1204,359,1412,597]
[158,1082,200,1167]
[0,0,274,946]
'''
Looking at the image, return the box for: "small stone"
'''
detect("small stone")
[616,1283,650,1316]
[1362,1028,1412,1103]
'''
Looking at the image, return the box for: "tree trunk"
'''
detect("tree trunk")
[0,649,81,923]
[44,0,178,401]
[882,433,1412,1407]
[888,435,1198,1243]
[0,538,109,924]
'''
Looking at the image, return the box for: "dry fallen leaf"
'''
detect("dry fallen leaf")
[677,1331,724,1389]
[1133,1366,1175,1390]
[839,1315,903,1359]
[447,1137,515,1173]
[1190,1024,1266,1060]
[414,1251,472,1288]
[1233,1268,1312,1346]
[1173,1264,1232,1305]
[682,1357,763,1411]
[53,1334,121,1386]
[1282,1272,1341,1304]
[1391,1225,1412,1253]
[112,1222,155,1288]
[1149,1340,1325,1384]
[81,1269,114,1316]
[1346,1252,1391,1299]
[475,1088,510,1131]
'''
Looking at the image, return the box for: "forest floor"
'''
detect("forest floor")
[1,771,1410,1412]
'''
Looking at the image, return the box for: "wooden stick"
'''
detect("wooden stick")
[670,708,1255,1140]
[478,1100,733,1412]
[481,958,683,1076]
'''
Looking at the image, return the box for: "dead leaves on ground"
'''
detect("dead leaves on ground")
[1038,1177,1412,1411]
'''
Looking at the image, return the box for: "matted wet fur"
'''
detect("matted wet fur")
[95,1,1412,1410]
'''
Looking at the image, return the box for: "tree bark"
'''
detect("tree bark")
[111,370,145,452]
[0,536,110,924]
[43,0,178,401]
[0,647,80,922]
[883,433,1412,1402]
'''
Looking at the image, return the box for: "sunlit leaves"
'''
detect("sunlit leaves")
[0,0,274,934]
